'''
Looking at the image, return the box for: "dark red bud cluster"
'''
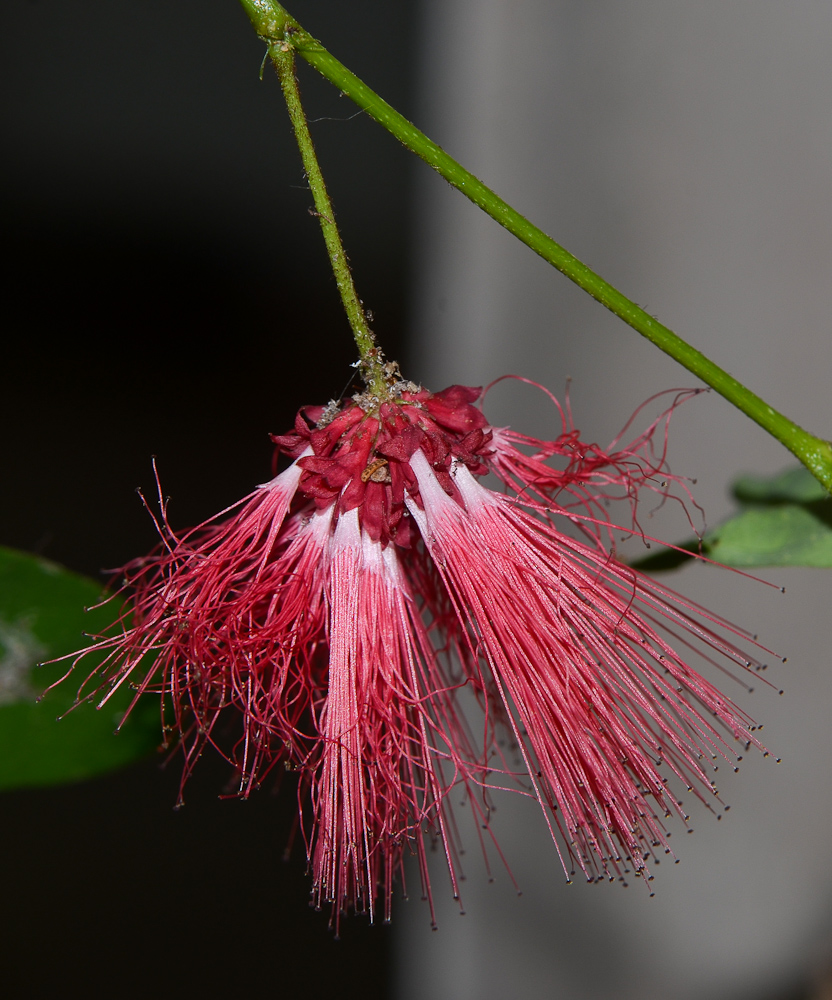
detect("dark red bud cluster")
[271,385,493,547]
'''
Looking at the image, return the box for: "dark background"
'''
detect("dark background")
[2,2,418,995]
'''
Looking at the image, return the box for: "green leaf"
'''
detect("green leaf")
[632,466,832,571]
[628,540,702,573]
[732,466,830,504]
[705,504,832,567]
[0,546,160,791]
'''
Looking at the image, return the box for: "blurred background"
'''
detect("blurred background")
[1,1,411,995]
[3,2,832,998]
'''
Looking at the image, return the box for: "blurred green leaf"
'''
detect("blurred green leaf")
[632,466,832,571]
[0,546,160,791]
[628,540,701,573]
[705,504,832,567]
[732,466,830,505]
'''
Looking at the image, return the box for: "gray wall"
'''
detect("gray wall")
[400,4,832,999]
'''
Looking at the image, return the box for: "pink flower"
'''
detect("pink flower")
[61,379,772,927]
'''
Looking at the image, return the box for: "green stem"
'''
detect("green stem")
[268,37,388,396]
[239,0,832,493]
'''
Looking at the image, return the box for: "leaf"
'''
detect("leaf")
[0,546,160,791]
[632,466,832,571]
[732,466,830,504]
[627,540,702,573]
[705,504,832,567]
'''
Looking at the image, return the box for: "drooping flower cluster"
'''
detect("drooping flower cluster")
[61,378,772,927]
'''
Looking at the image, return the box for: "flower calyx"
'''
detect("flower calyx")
[270,383,493,547]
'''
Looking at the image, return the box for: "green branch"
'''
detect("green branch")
[267,41,388,396]
[239,0,832,493]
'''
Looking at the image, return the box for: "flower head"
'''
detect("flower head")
[61,378,772,927]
